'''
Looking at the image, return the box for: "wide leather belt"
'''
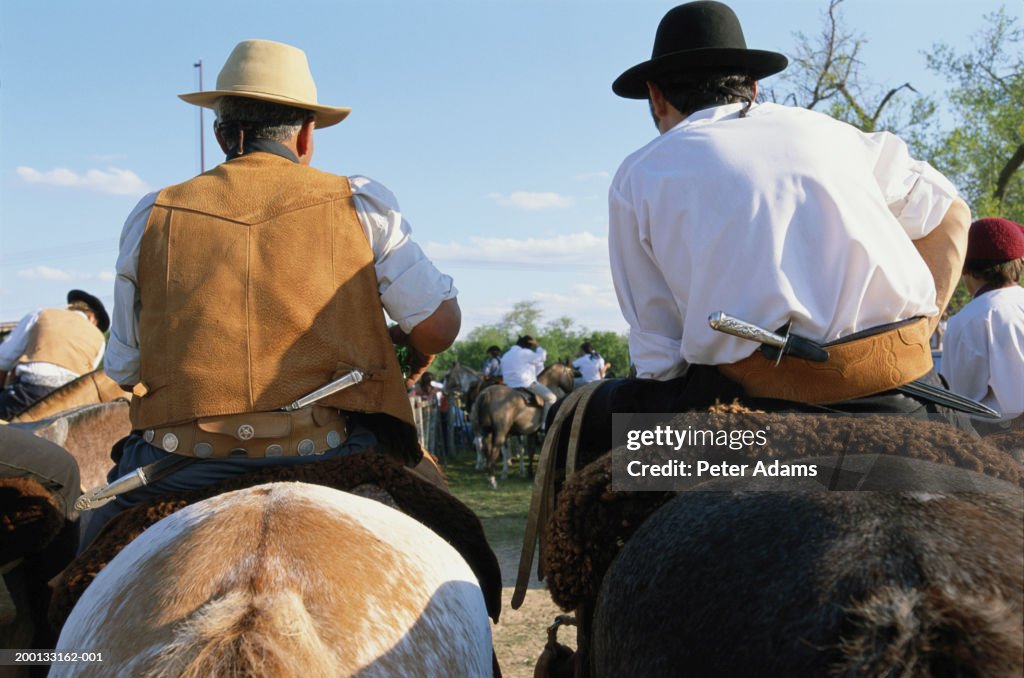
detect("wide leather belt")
[718,317,933,404]
[142,405,348,459]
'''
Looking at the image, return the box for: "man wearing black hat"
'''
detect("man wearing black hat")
[0,289,108,419]
[608,1,972,418]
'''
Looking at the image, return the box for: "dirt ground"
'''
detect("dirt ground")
[489,541,576,678]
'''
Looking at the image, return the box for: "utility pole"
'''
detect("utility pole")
[194,60,205,173]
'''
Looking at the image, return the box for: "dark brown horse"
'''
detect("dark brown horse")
[591,456,1023,677]
[470,363,575,488]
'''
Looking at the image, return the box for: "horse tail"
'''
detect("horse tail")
[469,393,488,432]
[144,589,337,678]
[834,586,1022,677]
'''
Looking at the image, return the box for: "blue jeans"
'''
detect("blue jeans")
[78,424,377,552]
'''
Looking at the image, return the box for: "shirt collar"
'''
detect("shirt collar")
[667,102,755,134]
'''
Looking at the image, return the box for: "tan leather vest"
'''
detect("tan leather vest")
[131,153,416,448]
[19,308,104,375]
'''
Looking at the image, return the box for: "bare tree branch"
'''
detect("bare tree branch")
[870,83,918,127]
[994,143,1024,201]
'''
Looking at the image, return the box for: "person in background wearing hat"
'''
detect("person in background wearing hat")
[607,1,972,422]
[482,345,503,381]
[941,218,1024,431]
[0,289,108,419]
[84,39,459,549]
[501,336,556,430]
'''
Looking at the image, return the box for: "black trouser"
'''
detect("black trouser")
[0,380,56,420]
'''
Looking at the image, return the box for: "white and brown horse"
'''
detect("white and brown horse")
[471,363,575,488]
[54,482,494,677]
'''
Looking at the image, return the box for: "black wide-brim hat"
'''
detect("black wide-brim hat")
[67,289,110,333]
[613,1,789,99]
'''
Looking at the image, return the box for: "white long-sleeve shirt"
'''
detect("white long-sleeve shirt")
[104,175,456,385]
[501,345,546,388]
[941,285,1024,422]
[610,102,959,378]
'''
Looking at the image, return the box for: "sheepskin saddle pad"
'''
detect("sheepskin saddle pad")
[542,410,1023,613]
[0,476,65,566]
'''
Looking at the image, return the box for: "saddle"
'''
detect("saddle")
[514,387,544,407]
[50,451,503,630]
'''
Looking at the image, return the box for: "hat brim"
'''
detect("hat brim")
[178,89,351,128]
[613,48,789,99]
[67,289,110,333]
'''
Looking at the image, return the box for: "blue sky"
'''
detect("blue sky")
[1,0,1019,338]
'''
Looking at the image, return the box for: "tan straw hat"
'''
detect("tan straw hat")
[179,39,351,127]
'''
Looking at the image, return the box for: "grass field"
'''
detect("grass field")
[443,448,535,545]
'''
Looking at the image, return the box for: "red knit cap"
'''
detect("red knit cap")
[965,217,1024,263]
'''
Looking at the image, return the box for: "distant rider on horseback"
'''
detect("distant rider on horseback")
[481,345,503,381]
[572,342,607,387]
[501,336,557,431]
[0,290,108,419]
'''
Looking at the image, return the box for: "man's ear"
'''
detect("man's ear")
[214,124,231,154]
[296,118,315,164]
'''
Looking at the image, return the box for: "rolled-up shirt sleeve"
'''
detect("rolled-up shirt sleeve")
[866,130,960,240]
[104,191,158,385]
[349,176,457,333]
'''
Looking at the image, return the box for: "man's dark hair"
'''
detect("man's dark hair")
[652,71,756,119]
[487,345,501,354]
[964,258,1024,286]
[215,96,313,146]
[580,341,594,354]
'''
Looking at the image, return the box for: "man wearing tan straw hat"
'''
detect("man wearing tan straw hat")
[605,1,975,424]
[0,289,108,419]
[941,218,1024,431]
[86,39,460,548]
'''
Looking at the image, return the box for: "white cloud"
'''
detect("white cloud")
[424,231,606,269]
[532,282,621,310]
[486,191,575,210]
[17,266,73,281]
[17,166,151,196]
[97,271,117,282]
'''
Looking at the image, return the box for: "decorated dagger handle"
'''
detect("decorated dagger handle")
[708,311,788,349]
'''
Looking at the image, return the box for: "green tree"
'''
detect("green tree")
[432,302,630,378]
[924,8,1024,223]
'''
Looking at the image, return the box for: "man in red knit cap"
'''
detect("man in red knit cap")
[941,217,1024,431]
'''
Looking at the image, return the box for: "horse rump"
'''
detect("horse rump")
[54,482,495,677]
[590,463,1023,678]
